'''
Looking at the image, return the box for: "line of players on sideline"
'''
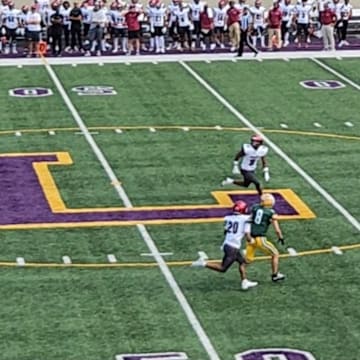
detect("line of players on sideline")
[0,0,354,56]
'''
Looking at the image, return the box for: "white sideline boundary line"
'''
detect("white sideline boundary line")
[179,60,360,233]
[311,57,360,91]
[1,49,360,66]
[41,57,221,360]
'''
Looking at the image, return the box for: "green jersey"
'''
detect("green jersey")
[250,204,276,237]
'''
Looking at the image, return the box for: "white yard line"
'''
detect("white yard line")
[179,60,360,233]
[1,49,360,67]
[41,57,221,360]
[311,57,360,91]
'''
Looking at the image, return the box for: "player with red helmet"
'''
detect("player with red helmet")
[222,134,270,196]
[192,200,258,290]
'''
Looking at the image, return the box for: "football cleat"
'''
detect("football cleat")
[221,177,234,186]
[260,193,275,208]
[272,272,285,282]
[191,258,207,268]
[241,279,258,290]
[233,200,248,214]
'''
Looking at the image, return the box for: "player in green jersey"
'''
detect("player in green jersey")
[245,193,286,282]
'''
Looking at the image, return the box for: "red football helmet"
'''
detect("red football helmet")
[232,201,248,214]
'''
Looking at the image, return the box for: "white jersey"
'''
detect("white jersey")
[151,7,166,27]
[340,3,352,20]
[168,2,179,24]
[240,144,268,171]
[26,11,41,31]
[328,2,343,20]
[60,7,71,27]
[213,7,226,27]
[222,214,250,249]
[250,6,266,27]
[37,0,50,13]
[3,9,20,29]
[109,9,127,28]
[190,1,203,21]
[280,3,294,22]
[175,7,191,27]
[295,3,311,23]
[81,6,93,24]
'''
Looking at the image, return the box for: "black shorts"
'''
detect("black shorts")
[154,26,164,36]
[201,29,212,37]
[214,26,224,34]
[297,23,309,37]
[128,30,140,39]
[111,28,128,38]
[27,30,40,42]
[193,20,201,35]
[6,27,17,40]
[241,169,260,187]
[221,244,245,271]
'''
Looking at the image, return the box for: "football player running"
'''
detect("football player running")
[222,134,270,196]
[245,193,285,282]
[192,200,258,291]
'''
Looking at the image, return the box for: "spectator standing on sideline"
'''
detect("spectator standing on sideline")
[86,1,107,56]
[60,0,71,51]
[237,6,258,56]
[267,0,282,50]
[227,0,241,52]
[125,4,142,55]
[49,3,64,56]
[320,1,336,51]
[338,0,352,47]
[69,1,83,52]
[25,4,41,57]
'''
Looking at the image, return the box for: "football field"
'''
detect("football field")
[0,53,360,360]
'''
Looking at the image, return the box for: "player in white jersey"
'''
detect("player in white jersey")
[213,0,226,48]
[189,0,203,48]
[294,0,311,48]
[280,0,294,47]
[338,0,352,47]
[2,1,19,54]
[167,0,179,49]
[151,2,167,53]
[222,134,270,196]
[175,2,191,50]
[250,0,266,48]
[192,200,258,290]
[147,0,158,52]
[109,2,128,53]
[81,1,93,39]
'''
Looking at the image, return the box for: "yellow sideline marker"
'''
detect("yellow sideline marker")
[0,242,359,269]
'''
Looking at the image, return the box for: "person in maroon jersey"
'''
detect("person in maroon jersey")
[267,0,282,50]
[125,4,143,55]
[200,3,215,50]
[226,0,241,51]
[320,1,336,51]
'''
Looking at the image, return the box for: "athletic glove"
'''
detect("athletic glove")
[232,161,240,175]
[278,238,285,245]
[263,167,270,182]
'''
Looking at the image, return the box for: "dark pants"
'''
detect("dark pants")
[339,20,349,41]
[63,25,70,47]
[51,30,62,55]
[238,29,258,56]
[71,25,82,49]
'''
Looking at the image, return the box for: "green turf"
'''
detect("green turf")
[0,58,359,360]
